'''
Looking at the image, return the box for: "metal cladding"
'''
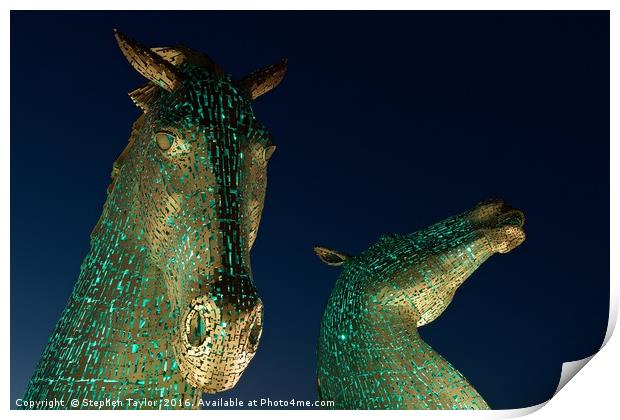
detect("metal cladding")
[315,200,526,409]
[21,31,286,409]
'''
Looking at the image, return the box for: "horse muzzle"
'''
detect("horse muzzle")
[173,294,263,392]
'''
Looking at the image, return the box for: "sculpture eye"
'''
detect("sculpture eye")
[155,131,175,151]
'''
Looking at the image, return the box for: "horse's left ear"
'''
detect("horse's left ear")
[313,246,352,267]
[239,58,288,100]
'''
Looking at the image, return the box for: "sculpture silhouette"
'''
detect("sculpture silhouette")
[22,30,286,409]
[315,200,525,409]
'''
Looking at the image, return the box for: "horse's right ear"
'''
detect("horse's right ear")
[313,246,351,267]
[114,29,183,92]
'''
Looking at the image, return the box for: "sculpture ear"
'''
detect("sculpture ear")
[239,58,288,100]
[313,246,351,267]
[114,29,183,92]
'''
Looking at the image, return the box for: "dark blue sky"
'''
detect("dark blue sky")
[11,11,609,409]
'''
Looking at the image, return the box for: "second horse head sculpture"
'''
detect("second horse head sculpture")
[315,200,526,409]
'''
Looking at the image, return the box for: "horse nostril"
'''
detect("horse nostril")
[248,322,261,350]
[188,309,209,347]
[248,299,263,351]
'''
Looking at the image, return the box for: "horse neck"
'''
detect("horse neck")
[365,314,489,409]
[23,174,201,407]
[318,269,489,410]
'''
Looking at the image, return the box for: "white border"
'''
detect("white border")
[0,1,616,11]
[3,2,616,419]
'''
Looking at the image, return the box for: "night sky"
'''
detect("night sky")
[11,11,609,409]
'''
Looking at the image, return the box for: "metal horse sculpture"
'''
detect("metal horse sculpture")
[315,200,525,409]
[22,30,286,409]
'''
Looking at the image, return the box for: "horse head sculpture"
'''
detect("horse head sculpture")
[22,30,286,408]
[314,200,525,409]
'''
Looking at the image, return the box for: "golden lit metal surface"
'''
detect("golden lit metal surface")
[315,200,525,409]
[22,30,286,409]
